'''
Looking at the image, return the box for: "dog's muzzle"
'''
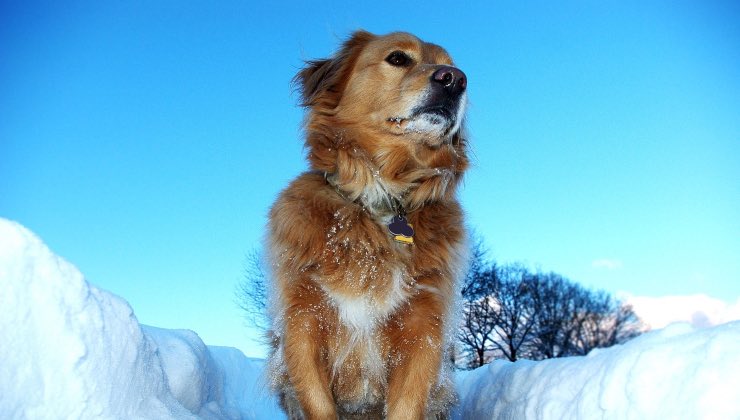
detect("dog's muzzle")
[410,65,467,132]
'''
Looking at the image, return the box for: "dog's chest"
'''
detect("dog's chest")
[326,265,409,332]
[321,210,414,325]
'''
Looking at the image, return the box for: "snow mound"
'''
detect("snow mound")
[0,218,281,419]
[453,321,740,419]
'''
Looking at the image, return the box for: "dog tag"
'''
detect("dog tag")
[388,215,414,245]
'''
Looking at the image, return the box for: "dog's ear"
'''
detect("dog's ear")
[295,58,341,107]
[295,30,375,108]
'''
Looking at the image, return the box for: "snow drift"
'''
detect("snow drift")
[1,217,739,419]
[453,322,740,419]
[0,218,281,419]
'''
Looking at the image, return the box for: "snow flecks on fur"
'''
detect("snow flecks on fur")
[264,170,466,417]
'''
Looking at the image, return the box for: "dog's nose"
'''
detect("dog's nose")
[431,66,467,96]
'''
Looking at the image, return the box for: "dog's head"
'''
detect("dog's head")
[296,31,469,212]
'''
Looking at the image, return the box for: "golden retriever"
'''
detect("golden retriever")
[266,30,470,419]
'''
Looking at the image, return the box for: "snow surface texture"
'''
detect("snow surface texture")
[2,216,739,420]
[0,218,281,419]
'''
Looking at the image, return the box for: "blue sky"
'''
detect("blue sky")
[2,1,738,357]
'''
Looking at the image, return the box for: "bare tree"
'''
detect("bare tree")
[457,258,644,367]
[612,303,643,343]
[567,291,643,355]
[459,270,498,367]
[527,272,580,359]
[458,239,498,368]
[235,248,269,331]
[489,264,538,361]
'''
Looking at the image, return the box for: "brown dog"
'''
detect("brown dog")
[266,30,470,419]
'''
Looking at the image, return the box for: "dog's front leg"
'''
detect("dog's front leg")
[283,282,337,420]
[385,289,446,420]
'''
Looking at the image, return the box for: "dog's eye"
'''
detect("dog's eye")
[385,51,412,67]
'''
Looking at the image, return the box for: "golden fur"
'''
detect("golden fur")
[266,30,470,419]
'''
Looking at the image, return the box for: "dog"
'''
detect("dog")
[266,30,470,419]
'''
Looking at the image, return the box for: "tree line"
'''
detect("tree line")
[458,240,643,368]
[237,240,644,369]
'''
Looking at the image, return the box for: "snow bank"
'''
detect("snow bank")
[0,218,281,419]
[453,321,740,420]
[2,216,739,420]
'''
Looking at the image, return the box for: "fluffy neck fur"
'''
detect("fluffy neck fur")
[307,122,468,215]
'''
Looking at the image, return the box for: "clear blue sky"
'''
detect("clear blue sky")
[2,1,738,357]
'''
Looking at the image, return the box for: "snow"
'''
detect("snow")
[2,216,739,419]
[453,322,740,419]
[0,218,282,419]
